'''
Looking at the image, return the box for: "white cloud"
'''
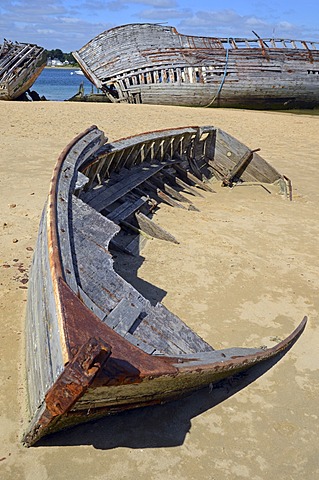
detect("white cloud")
[136,8,191,20]
[1,1,318,51]
[105,0,177,11]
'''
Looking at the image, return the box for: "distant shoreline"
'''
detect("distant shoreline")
[45,65,79,70]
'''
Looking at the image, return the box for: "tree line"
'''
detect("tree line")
[44,49,76,64]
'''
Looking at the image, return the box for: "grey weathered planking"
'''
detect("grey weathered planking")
[135,212,179,244]
[162,170,204,197]
[81,128,197,191]
[132,304,213,355]
[143,180,188,209]
[57,129,106,293]
[86,160,180,212]
[71,188,213,355]
[152,173,193,203]
[107,196,148,223]
[73,23,319,109]
[105,298,142,334]
[213,129,281,184]
[0,39,45,100]
[25,206,64,419]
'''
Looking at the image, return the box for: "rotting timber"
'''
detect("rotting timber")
[73,23,319,109]
[23,124,307,446]
[0,40,45,100]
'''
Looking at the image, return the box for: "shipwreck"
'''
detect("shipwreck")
[73,23,319,109]
[23,124,306,446]
[0,39,45,101]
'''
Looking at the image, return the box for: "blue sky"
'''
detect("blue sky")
[1,0,318,52]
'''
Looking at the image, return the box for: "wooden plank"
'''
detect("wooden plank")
[78,286,106,320]
[107,196,148,223]
[104,298,142,335]
[136,212,179,244]
[213,129,281,184]
[153,173,193,203]
[25,207,64,418]
[144,180,187,209]
[222,148,261,186]
[87,160,177,212]
[75,170,90,190]
[57,128,106,293]
[133,304,213,355]
[72,233,119,314]
[173,162,216,192]
[125,234,148,256]
[162,170,204,197]
[72,195,120,246]
[123,332,159,355]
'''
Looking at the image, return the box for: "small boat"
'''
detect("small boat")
[0,39,45,100]
[73,23,319,109]
[70,69,85,76]
[23,124,306,446]
[67,81,110,103]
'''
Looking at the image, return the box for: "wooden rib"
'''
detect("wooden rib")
[136,212,179,244]
[144,180,187,209]
[107,196,148,223]
[162,170,204,197]
[88,161,177,212]
[153,172,193,203]
[173,163,216,192]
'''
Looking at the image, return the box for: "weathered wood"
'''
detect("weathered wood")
[73,24,319,109]
[120,219,153,239]
[173,159,216,192]
[24,124,302,447]
[87,160,178,212]
[123,332,158,355]
[144,180,187,209]
[133,304,213,355]
[72,195,120,246]
[104,298,142,334]
[152,173,193,203]
[222,148,261,186]
[78,286,106,320]
[125,233,148,256]
[162,170,204,197]
[75,171,90,191]
[0,40,45,100]
[107,196,148,223]
[135,212,179,244]
[57,129,106,293]
[25,206,64,419]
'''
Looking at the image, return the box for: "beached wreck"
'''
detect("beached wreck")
[23,124,306,446]
[0,39,45,100]
[73,23,319,109]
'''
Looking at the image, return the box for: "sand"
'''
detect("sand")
[0,102,318,479]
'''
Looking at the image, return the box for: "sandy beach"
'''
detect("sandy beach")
[0,102,318,479]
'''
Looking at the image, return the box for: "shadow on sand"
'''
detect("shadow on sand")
[37,353,287,450]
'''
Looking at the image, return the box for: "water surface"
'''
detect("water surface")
[32,67,94,101]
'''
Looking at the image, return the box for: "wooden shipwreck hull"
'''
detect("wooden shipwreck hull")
[0,40,45,100]
[24,124,306,446]
[73,23,319,109]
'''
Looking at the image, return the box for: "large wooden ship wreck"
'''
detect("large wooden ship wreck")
[0,40,45,100]
[23,124,306,446]
[73,23,319,109]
